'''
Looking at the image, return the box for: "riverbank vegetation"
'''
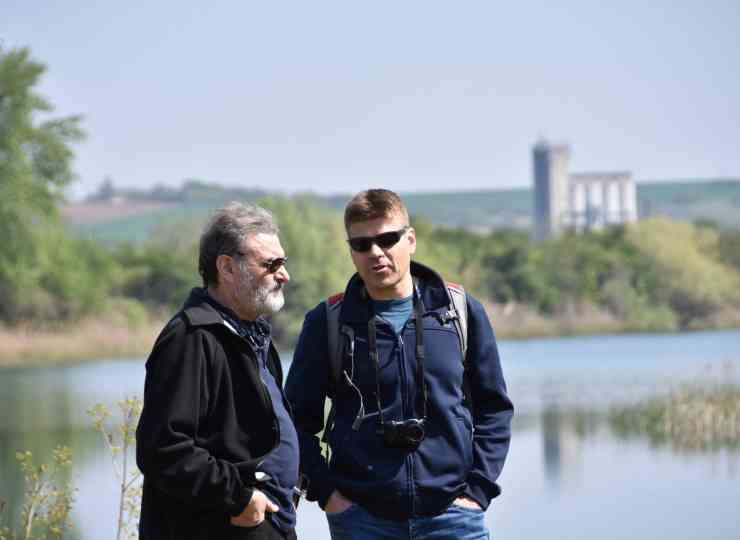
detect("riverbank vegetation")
[2,45,740,366]
[610,382,740,452]
[0,447,74,540]
[0,314,165,368]
[3,210,739,366]
[0,398,142,540]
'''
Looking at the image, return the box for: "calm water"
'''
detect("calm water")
[1,329,739,539]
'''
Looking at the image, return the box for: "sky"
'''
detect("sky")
[3,1,739,200]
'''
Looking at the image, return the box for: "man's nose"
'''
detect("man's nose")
[367,241,385,257]
[276,265,290,283]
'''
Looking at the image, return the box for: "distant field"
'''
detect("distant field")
[68,198,237,244]
[64,178,740,244]
[60,200,177,225]
[636,179,740,227]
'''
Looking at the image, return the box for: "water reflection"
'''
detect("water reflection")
[0,330,738,539]
[0,367,124,539]
[542,406,590,486]
[530,383,740,490]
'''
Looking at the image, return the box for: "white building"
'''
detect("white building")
[533,140,638,240]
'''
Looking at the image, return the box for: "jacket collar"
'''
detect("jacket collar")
[180,288,281,371]
[181,287,240,334]
[339,261,452,323]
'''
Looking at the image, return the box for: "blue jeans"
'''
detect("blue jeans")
[326,502,489,540]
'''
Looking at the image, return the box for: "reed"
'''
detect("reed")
[610,382,740,452]
[0,317,165,368]
[487,301,631,339]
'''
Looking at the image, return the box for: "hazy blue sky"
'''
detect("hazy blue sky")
[3,1,739,199]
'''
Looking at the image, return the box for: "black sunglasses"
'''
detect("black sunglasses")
[347,227,409,253]
[235,253,288,273]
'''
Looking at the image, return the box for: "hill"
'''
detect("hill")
[63,178,740,244]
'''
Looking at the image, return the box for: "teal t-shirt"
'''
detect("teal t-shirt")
[372,295,414,335]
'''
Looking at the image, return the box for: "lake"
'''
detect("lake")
[1,329,739,539]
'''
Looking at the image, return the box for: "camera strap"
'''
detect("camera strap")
[367,312,385,427]
[413,281,428,420]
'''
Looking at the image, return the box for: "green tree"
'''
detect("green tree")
[719,229,740,272]
[478,230,542,305]
[263,195,355,343]
[625,218,740,327]
[113,219,201,311]
[0,46,86,323]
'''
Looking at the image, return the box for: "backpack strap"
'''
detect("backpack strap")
[446,282,473,412]
[446,282,468,361]
[325,293,345,394]
[322,293,346,444]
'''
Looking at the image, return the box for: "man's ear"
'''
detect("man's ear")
[215,254,238,285]
[407,227,417,255]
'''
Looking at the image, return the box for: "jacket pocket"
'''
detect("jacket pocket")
[454,413,474,471]
[329,419,405,483]
[413,413,472,495]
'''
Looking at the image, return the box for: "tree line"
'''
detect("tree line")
[2,46,740,350]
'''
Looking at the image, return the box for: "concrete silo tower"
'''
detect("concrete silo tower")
[533,139,570,241]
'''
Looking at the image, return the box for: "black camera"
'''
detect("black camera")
[381,418,426,449]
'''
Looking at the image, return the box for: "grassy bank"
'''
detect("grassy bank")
[1,308,739,368]
[0,317,165,368]
[485,301,740,339]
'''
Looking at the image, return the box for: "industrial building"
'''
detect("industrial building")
[532,140,638,240]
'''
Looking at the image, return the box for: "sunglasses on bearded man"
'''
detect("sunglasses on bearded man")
[347,226,410,253]
[234,252,288,273]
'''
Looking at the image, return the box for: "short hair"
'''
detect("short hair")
[198,201,279,286]
[344,189,409,231]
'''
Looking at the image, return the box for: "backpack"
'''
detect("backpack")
[321,283,471,441]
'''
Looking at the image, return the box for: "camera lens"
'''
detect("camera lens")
[405,422,424,443]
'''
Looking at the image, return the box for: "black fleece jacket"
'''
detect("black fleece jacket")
[136,288,285,540]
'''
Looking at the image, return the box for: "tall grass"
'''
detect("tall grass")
[610,382,740,452]
[0,318,165,368]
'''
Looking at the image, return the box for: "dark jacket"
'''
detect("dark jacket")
[136,288,285,540]
[285,262,513,521]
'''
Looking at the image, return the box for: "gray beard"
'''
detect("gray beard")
[237,266,285,317]
[255,284,285,316]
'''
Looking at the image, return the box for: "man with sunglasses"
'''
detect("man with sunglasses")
[137,202,299,540]
[286,189,513,539]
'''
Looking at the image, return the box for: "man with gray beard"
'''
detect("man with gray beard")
[136,202,299,540]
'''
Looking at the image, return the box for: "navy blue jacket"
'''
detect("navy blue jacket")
[285,262,513,521]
